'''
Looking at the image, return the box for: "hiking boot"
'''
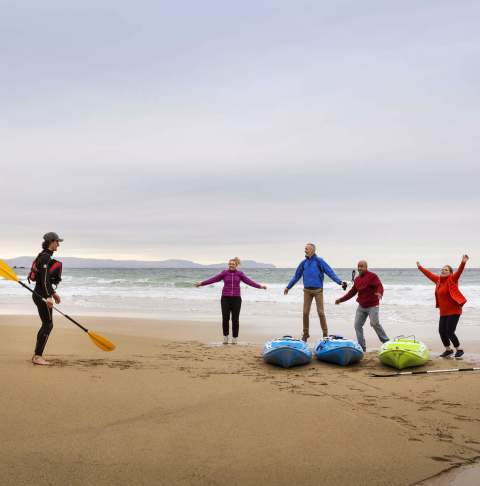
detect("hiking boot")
[439,349,454,358]
[223,336,229,345]
[231,337,238,345]
[454,349,464,358]
[32,355,51,366]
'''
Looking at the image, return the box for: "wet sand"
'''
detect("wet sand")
[419,462,480,485]
[1,315,480,486]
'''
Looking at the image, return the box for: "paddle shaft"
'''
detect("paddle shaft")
[18,280,89,333]
[372,367,480,377]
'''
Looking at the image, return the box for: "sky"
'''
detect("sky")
[1,0,479,267]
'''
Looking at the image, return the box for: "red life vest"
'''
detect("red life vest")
[28,256,63,286]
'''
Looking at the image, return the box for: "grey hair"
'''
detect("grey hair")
[306,242,316,252]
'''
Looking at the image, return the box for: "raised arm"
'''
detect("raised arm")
[198,271,225,287]
[319,258,342,285]
[453,255,468,282]
[416,262,439,284]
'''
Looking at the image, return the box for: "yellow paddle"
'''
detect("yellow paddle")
[0,259,115,352]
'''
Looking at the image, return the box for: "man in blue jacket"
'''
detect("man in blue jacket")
[284,243,347,342]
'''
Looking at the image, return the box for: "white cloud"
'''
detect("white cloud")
[1,1,479,265]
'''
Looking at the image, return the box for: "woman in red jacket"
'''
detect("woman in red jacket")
[416,255,469,358]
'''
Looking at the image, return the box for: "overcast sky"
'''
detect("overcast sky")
[2,1,479,266]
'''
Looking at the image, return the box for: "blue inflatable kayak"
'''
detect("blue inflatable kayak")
[315,336,364,366]
[263,336,312,368]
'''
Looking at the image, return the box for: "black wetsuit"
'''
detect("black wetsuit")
[33,250,55,356]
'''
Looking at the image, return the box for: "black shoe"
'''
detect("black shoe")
[454,349,464,358]
[440,349,454,358]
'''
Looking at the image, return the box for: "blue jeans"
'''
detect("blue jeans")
[354,305,389,351]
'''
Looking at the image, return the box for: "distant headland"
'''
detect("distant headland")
[7,257,276,269]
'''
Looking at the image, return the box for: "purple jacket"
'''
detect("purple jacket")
[200,270,262,297]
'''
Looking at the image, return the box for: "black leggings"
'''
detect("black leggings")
[33,294,53,356]
[221,296,242,337]
[439,314,460,348]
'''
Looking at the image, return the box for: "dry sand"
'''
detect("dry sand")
[1,315,480,486]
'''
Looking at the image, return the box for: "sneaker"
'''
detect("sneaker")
[32,355,51,366]
[454,349,464,358]
[231,337,238,345]
[223,336,229,345]
[440,349,454,358]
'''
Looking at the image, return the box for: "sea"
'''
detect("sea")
[1,268,479,342]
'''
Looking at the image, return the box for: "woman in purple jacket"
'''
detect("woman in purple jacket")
[196,257,267,344]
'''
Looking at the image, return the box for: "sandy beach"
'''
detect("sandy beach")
[4,0,479,483]
[1,315,480,486]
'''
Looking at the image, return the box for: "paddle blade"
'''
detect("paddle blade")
[0,259,19,282]
[88,331,116,352]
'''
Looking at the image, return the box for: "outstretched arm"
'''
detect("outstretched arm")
[453,255,468,282]
[197,271,225,287]
[335,285,358,304]
[319,258,342,285]
[240,272,263,289]
[286,261,304,291]
[416,262,439,284]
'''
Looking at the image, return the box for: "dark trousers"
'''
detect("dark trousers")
[439,314,460,348]
[33,294,53,356]
[221,296,242,337]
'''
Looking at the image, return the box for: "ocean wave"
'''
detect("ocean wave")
[174,281,198,288]
[1,268,479,311]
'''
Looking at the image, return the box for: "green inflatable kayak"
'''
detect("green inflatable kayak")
[379,337,429,370]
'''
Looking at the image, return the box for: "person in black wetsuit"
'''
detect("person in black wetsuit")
[31,232,63,365]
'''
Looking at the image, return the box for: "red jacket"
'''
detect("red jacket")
[337,270,383,308]
[418,260,467,316]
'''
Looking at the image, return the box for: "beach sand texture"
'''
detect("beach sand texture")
[1,317,480,486]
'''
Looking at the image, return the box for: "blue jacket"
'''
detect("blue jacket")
[287,255,342,289]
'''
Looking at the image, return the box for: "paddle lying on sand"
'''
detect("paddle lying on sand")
[371,367,480,377]
[0,259,115,352]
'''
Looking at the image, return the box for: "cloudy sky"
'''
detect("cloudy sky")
[2,1,479,266]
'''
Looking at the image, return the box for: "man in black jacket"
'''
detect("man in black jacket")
[31,232,63,365]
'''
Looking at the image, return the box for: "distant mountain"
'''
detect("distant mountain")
[204,260,274,269]
[6,256,276,269]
